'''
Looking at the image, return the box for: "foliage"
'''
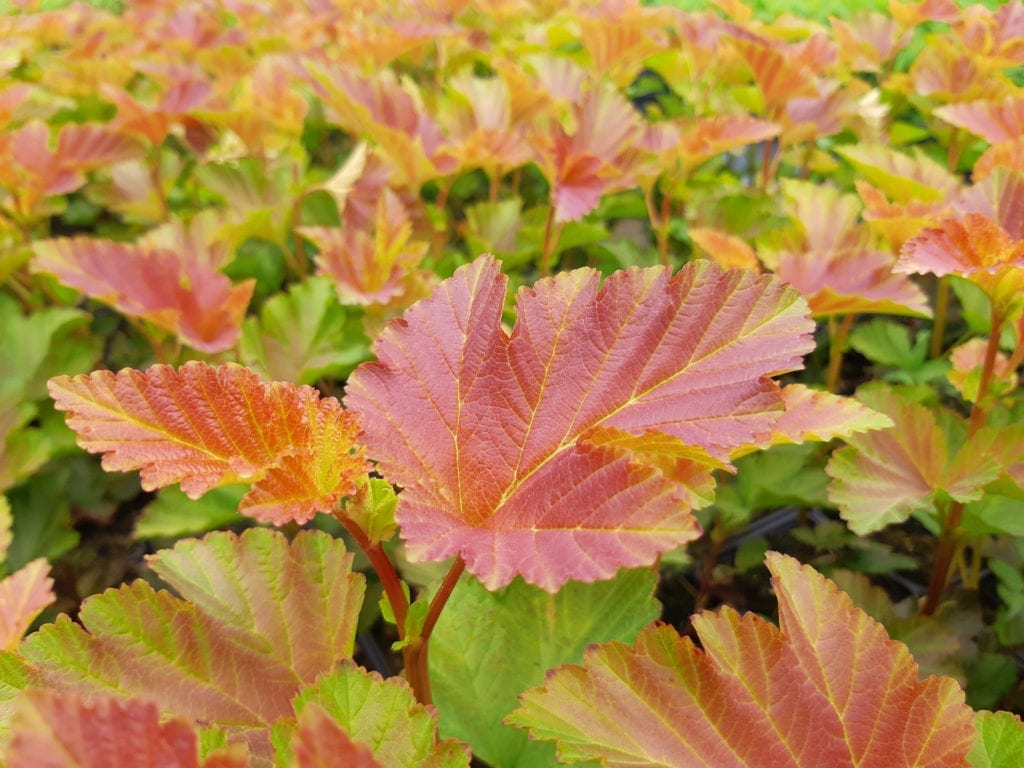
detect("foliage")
[2,0,1024,763]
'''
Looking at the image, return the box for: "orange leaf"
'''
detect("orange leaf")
[48,362,366,525]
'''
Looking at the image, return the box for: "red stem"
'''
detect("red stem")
[920,310,1004,615]
[403,557,466,705]
[335,514,409,634]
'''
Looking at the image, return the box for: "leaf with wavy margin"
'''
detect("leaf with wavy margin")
[14,529,364,762]
[48,362,366,525]
[969,711,1024,768]
[345,254,815,590]
[507,552,975,767]
[280,664,470,768]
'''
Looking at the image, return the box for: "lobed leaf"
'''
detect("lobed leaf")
[508,552,975,767]
[346,255,814,590]
[32,237,253,353]
[17,529,364,762]
[826,386,1000,534]
[283,663,471,768]
[48,362,366,526]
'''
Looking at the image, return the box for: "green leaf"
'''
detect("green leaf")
[430,569,660,768]
[848,318,927,370]
[5,470,79,572]
[712,444,829,533]
[281,663,471,767]
[240,276,370,385]
[969,711,1024,768]
[0,295,100,400]
[134,485,247,540]
[343,477,398,545]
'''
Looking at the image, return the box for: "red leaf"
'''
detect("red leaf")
[508,552,975,767]
[346,255,814,590]
[6,690,211,768]
[293,704,383,768]
[32,237,253,352]
[48,362,366,525]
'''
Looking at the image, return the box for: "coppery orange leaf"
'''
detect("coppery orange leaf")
[48,362,366,524]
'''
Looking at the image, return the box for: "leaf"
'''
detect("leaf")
[760,384,894,449]
[688,227,761,271]
[673,116,780,171]
[508,552,975,767]
[5,690,245,768]
[430,569,660,768]
[773,248,931,317]
[345,255,814,590]
[0,560,53,651]
[282,663,470,768]
[32,237,254,353]
[292,703,383,768]
[934,97,1024,143]
[17,529,364,762]
[898,212,1024,320]
[48,362,366,526]
[148,528,364,682]
[134,485,247,541]
[240,277,370,386]
[836,144,960,204]
[303,191,428,307]
[969,710,1024,768]
[826,386,1001,535]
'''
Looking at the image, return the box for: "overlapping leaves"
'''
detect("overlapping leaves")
[346,254,817,590]
[9,529,365,763]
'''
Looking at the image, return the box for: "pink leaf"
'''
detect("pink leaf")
[0,559,54,651]
[32,237,253,352]
[346,255,814,590]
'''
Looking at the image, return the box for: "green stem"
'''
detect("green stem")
[538,204,561,277]
[403,557,465,705]
[930,276,950,359]
[826,313,856,392]
[920,310,1004,616]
